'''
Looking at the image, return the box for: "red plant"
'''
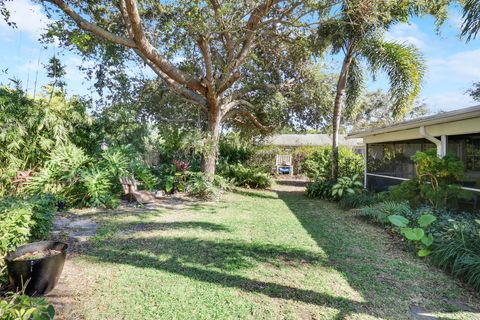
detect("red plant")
[172,159,190,173]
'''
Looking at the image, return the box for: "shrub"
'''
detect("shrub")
[388,149,469,209]
[219,133,255,164]
[305,179,335,200]
[331,174,363,200]
[0,196,56,285]
[0,291,55,320]
[187,173,232,200]
[219,164,272,189]
[429,217,480,291]
[302,146,363,180]
[339,191,386,210]
[357,201,412,225]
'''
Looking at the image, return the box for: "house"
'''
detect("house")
[263,134,364,151]
[347,105,480,195]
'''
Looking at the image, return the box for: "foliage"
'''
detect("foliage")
[429,218,480,292]
[219,133,255,165]
[467,81,480,102]
[0,86,91,196]
[219,164,272,189]
[305,179,336,200]
[302,146,364,180]
[0,196,56,285]
[461,0,480,41]
[338,191,386,210]
[331,174,363,199]
[0,291,55,320]
[388,149,468,209]
[187,173,232,200]
[357,201,412,225]
[388,209,437,257]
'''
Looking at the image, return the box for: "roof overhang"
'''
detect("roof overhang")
[347,105,480,138]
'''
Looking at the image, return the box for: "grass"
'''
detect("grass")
[62,181,480,319]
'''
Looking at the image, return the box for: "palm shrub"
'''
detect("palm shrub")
[339,191,386,210]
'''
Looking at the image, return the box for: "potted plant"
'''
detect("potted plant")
[5,241,68,296]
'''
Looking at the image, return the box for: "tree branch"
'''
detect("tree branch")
[44,0,136,48]
[221,99,275,133]
[124,0,206,94]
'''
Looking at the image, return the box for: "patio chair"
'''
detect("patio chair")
[119,176,155,204]
[275,154,293,175]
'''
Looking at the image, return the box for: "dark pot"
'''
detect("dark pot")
[6,241,68,296]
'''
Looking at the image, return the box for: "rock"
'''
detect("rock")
[53,217,71,229]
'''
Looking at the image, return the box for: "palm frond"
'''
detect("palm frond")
[462,0,480,42]
[360,38,425,118]
[345,56,365,111]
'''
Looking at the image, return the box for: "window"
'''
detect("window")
[367,139,435,179]
[447,134,480,188]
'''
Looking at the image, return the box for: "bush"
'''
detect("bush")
[219,164,272,189]
[388,149,469,209]
[302,146,364,180]
[339,191,386,210]
[331,174,363,200]
[219,133,255,164]
[429,215,480,292]
[305,179,335,200]
[0,291,55,319]
[357,201,412,225]
[187,173,232,200]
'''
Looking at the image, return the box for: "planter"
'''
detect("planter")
[5,241,68,296]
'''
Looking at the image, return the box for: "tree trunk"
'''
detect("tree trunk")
[332,44,354,181]
[201,106,222,180]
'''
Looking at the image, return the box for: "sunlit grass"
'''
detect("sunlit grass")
[64,185,479,319]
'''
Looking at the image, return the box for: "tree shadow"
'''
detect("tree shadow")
[109,221,232,233]
[275,188,480,318]
[231,188,279,200]
[84,235,371,319]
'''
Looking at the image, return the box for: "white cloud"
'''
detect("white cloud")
[0,0,50,40]
[422,91,477,112]
[385,23,427,49]
[427,49,480,82]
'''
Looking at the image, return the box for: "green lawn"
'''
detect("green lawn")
[61,181,480,319]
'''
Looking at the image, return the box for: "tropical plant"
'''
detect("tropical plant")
[302,146,364,180]
[388,209,437,257]
[461,0,480,41]
[317,0,448,179]
[219,164,272,189]
[357,201,412,225]
[429,218,480,291]
[339,191,385,210]
[331,174,363,199]
[305,179,336,200]
[0,291,55,320]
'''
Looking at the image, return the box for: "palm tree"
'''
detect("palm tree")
[318,0,427,180]
[462,0,480,41]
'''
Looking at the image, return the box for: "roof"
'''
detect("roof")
[347,105,480,138]
[263,134,363,147]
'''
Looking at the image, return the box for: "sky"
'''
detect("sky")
[1,0,480,113]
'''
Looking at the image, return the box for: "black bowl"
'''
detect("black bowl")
[6,241,68,296]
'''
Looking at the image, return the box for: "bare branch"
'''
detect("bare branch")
[221,99,275,133]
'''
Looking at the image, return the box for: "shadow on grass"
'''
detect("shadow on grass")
[108,221,232,234]
[85,236,369,319]
[231,188,279,200]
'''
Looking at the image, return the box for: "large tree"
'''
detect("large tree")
[317,0,448,180]
[27,0,327,177]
